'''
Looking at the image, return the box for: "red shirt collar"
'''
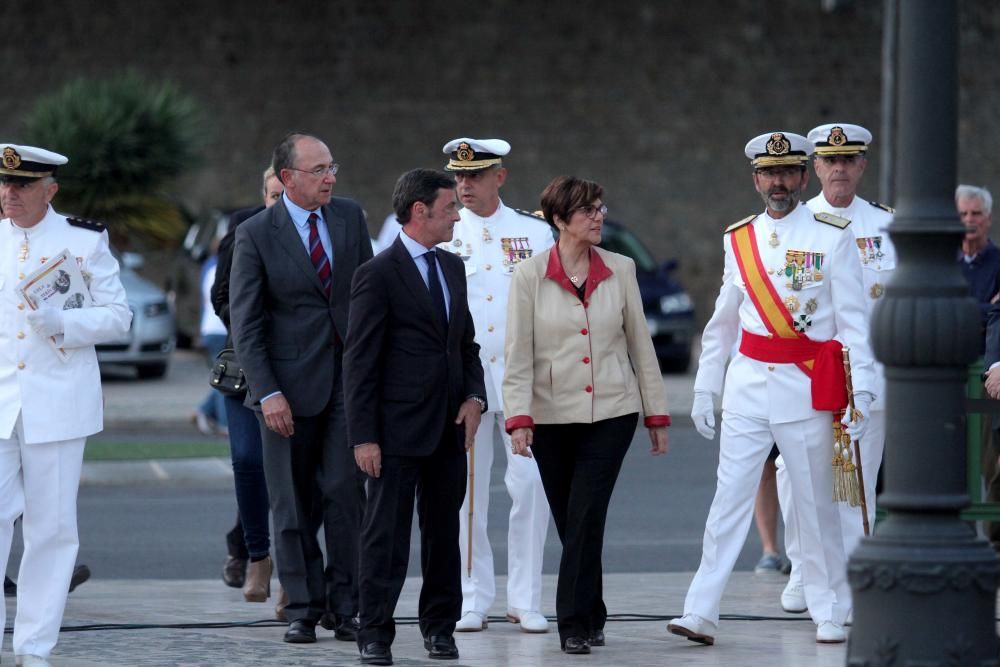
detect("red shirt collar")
[544,240,614,301]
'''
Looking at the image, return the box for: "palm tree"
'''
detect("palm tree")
[21,72,205,249]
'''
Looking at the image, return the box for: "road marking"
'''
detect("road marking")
[149,460,169,480]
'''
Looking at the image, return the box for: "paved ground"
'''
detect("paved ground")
[3,572,846,667]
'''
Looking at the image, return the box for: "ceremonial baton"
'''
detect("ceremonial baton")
[466,442,475,577]
[842,347,871,537]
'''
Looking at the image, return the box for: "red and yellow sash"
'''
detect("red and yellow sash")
[730,222,847,411]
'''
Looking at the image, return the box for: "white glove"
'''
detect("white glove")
[691,390,717,440]
[842,391,874,441]
[26,303,65,338]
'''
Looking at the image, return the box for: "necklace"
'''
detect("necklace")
[569,275,581,286]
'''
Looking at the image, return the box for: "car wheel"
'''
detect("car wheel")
[658,351,691,374]
[136,362,169,379]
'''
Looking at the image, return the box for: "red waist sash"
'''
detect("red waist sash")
[739,330,848,411]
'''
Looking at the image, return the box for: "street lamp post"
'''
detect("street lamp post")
[848,0,1000,663]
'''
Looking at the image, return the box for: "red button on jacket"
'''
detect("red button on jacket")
[582,356,590,364]
[585,385,593,393]
[580,328,588,335]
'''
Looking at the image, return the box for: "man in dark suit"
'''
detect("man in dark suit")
[230,133,372,643]
[981,305,1000,550]
[344,169,487,665]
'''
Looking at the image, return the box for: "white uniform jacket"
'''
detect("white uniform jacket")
[693,203,874,423]
[503,245,669,428]
[807,194,895,411]
[0,207,131,443]
[439,201,554,413]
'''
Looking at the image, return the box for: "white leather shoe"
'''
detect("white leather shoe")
[667,613,716,645]
[781,580,807,613]
[507,609,549,633]
[816,620,846,643]
[16,656,54,667]
[455,611,487,632]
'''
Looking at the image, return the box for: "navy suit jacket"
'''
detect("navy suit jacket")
[343,235,486,457]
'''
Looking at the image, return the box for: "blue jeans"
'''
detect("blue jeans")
[198,334,228,428]
[224,396,270,558]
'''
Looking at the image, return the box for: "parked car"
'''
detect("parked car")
[598,219,695,373]
[96,252,176,378]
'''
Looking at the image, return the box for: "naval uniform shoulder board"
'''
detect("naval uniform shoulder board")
[724,215,755,234]
[66,216,106,232]
[868,200,895,213]
[514,207,545,220]
[814,212,851,229]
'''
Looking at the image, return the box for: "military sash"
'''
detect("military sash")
[730,223,847,411]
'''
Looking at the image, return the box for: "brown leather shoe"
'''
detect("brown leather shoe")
[243,556,272,602]
[275,586,289,621]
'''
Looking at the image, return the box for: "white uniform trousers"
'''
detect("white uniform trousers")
[779,408,885,607]
[683,411,850,626]
[0,414,85,658]
[458,412,550,614]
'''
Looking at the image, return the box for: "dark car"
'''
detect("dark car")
[598,219,695,373]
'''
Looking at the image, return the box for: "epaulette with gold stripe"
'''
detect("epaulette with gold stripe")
[725,215,755,234]
[814,212,851,229]
[868,200,895,213]
[514,208,545,220]
[66,216,106,232]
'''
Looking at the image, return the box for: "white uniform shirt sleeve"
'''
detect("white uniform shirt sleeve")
[693,235,743,397]
[60,230,132,348]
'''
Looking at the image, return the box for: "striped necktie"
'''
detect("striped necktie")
[307,212,332,297]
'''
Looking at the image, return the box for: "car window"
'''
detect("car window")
[600,223,658,272]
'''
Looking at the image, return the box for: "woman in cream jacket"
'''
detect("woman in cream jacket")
[503,175,670,655]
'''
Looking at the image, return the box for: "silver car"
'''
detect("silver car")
[97,253,176,379]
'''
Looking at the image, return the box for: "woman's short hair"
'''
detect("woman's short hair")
[540,176,604,229]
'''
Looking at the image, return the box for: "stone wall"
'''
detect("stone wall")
[1,0,995,321]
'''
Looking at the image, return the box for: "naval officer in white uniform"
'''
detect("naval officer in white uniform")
[776,123,895,615]
[0,144,131,667]
[667,132,874,646]
[439,138,554,634]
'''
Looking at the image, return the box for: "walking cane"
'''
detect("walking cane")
[841,347,871,537]
[466,443,475,577]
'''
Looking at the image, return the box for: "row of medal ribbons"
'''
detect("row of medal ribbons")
[783,249,824,290]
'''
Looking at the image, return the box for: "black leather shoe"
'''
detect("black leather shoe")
[69,564,91,593]
[562,636,591,654]
[423,634,459,660]
[589,629,605,646]
[333,614,359,641]
[283,619,317,643]
[222,556,247,588]
[359,641,393,665]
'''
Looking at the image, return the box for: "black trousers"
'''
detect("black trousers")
[532,413,638,645]
[259,374,365,622]
[356,428,467,647]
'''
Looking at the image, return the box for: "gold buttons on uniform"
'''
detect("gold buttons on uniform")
[487,325,494,332]
[490,355,496,363]
[17,332,25,339]
[17,303,24,311]
[486,294,493,301]
[17,362,25,370]
[768,365,775,371]
[18,273,24,280]
[485,264,492,270]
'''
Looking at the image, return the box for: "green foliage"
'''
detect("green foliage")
[21,72,205,246]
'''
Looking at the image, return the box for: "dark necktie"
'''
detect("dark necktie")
[424,250,448,327]
[307,213,332,297]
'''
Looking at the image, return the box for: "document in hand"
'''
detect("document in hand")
[17,249,94,361]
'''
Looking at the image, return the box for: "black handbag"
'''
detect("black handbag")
[209,347,248,398]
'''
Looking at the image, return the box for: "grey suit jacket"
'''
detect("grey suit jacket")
[230,196,373,417]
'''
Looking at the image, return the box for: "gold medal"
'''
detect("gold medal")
[784,295,800,313]
[482,226,493,243]
[870,282,884,299]
[805,298,818,315]
[769,231,779,248]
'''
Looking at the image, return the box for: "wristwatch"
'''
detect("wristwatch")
[467,395,487,413]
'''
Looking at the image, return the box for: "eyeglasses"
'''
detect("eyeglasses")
[573,204,607,220]
[288,163,340,177]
